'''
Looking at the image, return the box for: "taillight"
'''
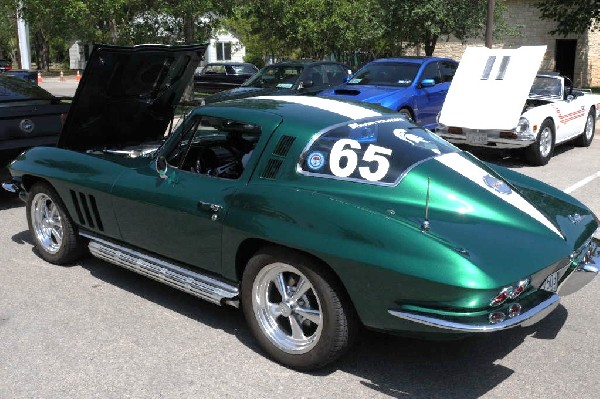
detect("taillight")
[490,278,530,306]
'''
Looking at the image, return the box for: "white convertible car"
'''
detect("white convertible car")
[437,46,600,165]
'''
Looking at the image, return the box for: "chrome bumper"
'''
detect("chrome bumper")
[389,238,599,333]
[2,181,27,201]
[388,294,560,333]
[437,130,535,149]
[2,182,19,193]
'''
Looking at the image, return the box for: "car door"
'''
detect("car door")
[414,61,450,127]
[110,112,281,275]
[554,97,588,142]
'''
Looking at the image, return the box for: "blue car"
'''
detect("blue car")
[318,57,458,130]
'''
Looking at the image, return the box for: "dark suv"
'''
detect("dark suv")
[204,60,352,104]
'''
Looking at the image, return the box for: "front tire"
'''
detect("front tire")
[241,247,358,370]
[575,108,595,147]
[26,182,85,264]
[525,119,554,166]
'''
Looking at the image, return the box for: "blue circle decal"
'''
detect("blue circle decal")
[307,151,326,171]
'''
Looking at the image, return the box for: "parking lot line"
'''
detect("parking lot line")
[564,171,600,194]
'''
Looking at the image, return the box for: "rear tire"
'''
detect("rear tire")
[575,108,595,147]
[525,119,554,166]
[26,182,85,264]
[241,247,358,370]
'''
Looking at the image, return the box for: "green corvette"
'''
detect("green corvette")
[3,45,599,370]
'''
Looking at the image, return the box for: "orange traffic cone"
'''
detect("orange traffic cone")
[75,70,81,81]
[59,71,65,81]
[37,71,43,83]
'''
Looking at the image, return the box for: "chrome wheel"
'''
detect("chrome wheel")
[252,262,323,354]
[539,126,553,158]
[30,193,63,254]
[584,114,594,140]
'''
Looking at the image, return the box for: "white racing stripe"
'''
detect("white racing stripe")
[254,95,382,120]
[436,153,564,239]
[564,171,600,194]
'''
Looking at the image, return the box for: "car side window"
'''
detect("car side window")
[166,116,261,179]
[440,61,458,82]
[323,64,348,85]
[204,65,226,75]
[303,66,324,87]
[420,62,442,85]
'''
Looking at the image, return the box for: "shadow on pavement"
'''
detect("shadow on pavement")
[25,247,568,399]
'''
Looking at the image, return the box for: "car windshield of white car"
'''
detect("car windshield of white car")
[299,116,457,185]
[347,62,420,87]
[529,76,562,98]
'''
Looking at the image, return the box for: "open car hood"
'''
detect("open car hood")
[58,44,206,151]
[439,46,546,130]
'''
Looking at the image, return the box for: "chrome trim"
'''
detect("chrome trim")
[2,182,18,193]
[83,233,239,306]
[559,238,599,296]
[388,294,560,333]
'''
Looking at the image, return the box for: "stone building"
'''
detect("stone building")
[409,0,599,87]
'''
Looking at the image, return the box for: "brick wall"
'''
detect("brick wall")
[406,0,599,87]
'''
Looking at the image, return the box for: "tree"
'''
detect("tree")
[536,0,600,36]
[379,0,517,56]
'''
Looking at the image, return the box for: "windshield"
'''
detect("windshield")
[347,62,420,87]
[242,65,303,89]
[231,64,258,74]
[529,76,562,98]
[299,116,457,185]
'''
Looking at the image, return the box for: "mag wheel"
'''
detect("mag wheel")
[525,119,554,166]
[27,182,85,264]
[575,109,595,147]
[242,248,358,370]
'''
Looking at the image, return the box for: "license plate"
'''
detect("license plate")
[540,271,559,292]
[466,132,487,145]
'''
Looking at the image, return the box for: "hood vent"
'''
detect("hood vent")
[70,190,104,231]
[334,89,360,96]
[273,135,296,156]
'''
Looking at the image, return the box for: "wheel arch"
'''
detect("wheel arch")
[234,238,360,320]
[398,106,415,121]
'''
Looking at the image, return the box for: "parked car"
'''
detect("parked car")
[437,45,600,165]
[0,74,70,167]
[0,59,12,71]
[3,44,599,371]
[318,57,458,130]
[0,59,37,84]
[204,60,352,104]
[193,62,258,93]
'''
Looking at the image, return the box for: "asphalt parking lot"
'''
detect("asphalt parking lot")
[1,81,599,398]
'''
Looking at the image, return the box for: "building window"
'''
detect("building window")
[216,42,232,61]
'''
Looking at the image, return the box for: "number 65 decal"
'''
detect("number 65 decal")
[329,139,392,182]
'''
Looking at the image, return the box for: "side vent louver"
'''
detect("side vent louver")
[70,190,104,231]
[260,135,296,180]
[272,135,296,157]
[261,159,283,180]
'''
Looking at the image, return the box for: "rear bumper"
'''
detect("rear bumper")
[388,238,599,333]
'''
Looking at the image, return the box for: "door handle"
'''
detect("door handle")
[198,201,223,213]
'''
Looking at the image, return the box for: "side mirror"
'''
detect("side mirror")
[156,156,168,179]
[566,94,574,102]
[301,80,314,89]
[420,78,435,88]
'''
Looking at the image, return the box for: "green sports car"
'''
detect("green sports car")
[3,45,599,370]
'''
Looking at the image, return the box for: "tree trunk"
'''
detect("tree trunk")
[180,14,196,104]
[44,40,51,72]
[109,18,119,44]
[424,34,438,56]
